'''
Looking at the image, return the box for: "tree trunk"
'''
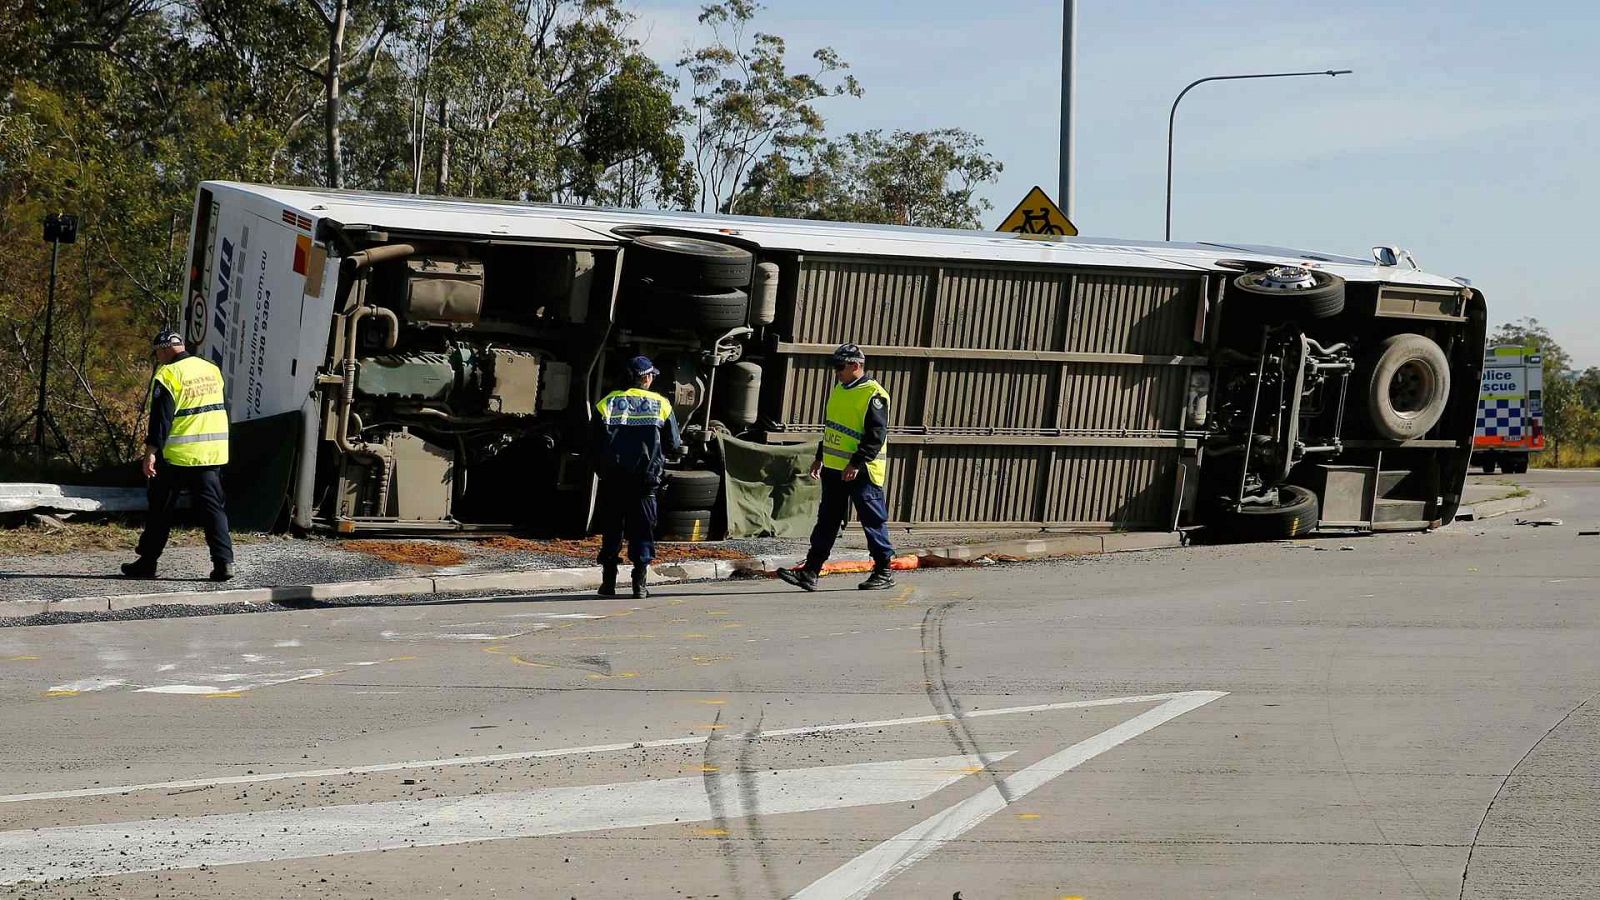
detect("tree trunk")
[324,0,350,189]
[433,96,450,194]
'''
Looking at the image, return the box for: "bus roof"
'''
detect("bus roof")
[204,181,1466,289]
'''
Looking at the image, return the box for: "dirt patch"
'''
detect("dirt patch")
[474,535,752,563]
[337,540,470,567]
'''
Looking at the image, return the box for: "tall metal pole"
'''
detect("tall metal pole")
[1058,0,1076,220]
[33,239,60,455]
[1165,69,1351,241]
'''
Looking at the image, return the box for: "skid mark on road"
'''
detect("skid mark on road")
[920,601,1011,804]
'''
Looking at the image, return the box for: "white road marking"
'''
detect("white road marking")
[0,754,1005,886]
[44,678,126,693]
[0,691,1206,805]
[793,690,1228,899]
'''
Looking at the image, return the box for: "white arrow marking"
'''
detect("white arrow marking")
[793,690,1227,899]
[0,753,1009,886]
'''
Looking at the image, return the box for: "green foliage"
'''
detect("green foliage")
[738,128,1002,228]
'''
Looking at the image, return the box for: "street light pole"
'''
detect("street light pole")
[1165,69,1351,241]
[1058,0,1076,220]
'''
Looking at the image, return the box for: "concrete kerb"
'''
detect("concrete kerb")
[3,531,1187,621]
[1455,492,1544,522]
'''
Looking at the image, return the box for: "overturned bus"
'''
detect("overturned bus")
[183,182,1486,540]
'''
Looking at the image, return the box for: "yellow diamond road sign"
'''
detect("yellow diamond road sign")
[997,186,1077,237]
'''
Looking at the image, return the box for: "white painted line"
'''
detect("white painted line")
[0,691,1202,806]
[0,754,1005,886]
[793,690,1227,899]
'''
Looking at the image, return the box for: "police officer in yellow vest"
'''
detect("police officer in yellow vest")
[121,330,234,582]
[778,343,897,591]
[593,355,682,598]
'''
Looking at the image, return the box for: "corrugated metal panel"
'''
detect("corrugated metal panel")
[1045,447,1177,526]
[781,357,923,429]
[1065,273,1199,355]
[793,260,931,346]
[1058,364,1187,433]
[927,359,1055,430]
[911,446,1046,523]
[934,267,1065,350]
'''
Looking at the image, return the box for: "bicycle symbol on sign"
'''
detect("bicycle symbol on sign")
[1008,208,1065,235]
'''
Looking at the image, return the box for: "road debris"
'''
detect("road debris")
[1514,517,1563,527]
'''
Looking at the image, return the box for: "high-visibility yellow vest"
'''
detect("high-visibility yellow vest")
[154,356,230,466]
[822,378,890,486]
[595,388,673,426]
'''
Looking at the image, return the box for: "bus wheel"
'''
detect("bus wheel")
[1505,456,1529,475]
[659,508,713,541]
[1365,333,1451,440]
[662,469,721,510]
[1209,485,1320,542]
[1480,458,1497,475]
[1231,266,1346,320]
[631,235,754,290]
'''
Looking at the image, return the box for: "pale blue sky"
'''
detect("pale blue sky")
[633,1,1600,367]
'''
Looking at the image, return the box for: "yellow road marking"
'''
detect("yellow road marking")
[698,764,721,773]
[696,698,727,705]
[386,656,417,662]
[201,691,243,699]
[44,689,78,697]
[720,623,744,629]
[510,656,553,668]
[587,671,638,680]
[695,827,729,836]
[700,723,727,730]
[1017,813,1043,820]
[6,656,40,661]
[681,633,707,639]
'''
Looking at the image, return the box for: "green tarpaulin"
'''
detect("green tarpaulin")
[717,434,819,538]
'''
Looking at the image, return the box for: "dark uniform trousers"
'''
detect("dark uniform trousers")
[805,468,895,570]
[596,476,659,567]
[138,464,234,565]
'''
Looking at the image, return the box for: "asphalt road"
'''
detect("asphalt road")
[0,470,1596,899]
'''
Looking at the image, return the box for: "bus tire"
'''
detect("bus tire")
[1210,485,1319,542]
[659,507,713,541]
[631,235,754,290]
[662,469,720,510]
[1479,458,1497,475]
[689,288,750,332]
[1506,456,1529,474]
[1365,333,1450,440]
[1231,267,1346,320]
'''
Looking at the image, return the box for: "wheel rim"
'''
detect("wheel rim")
[1388,360,1436,417]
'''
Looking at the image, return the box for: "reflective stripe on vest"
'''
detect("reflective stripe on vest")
[822,378,890,486]
[595,388,673,425]
[155,356,230,466]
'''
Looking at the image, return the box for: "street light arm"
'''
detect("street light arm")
[1165,69,1352,240]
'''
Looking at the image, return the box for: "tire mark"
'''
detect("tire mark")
[699,706,748,900]
[920,602,1012,803]
[733,705,785,900]
[1458,687,1600,900]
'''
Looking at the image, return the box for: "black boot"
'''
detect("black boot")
[858,565,896,591]
[598,564,619,597]
[120,557,158,579]
[209,561,235,582]
[631,564,650,599]
[777,566,820,591]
